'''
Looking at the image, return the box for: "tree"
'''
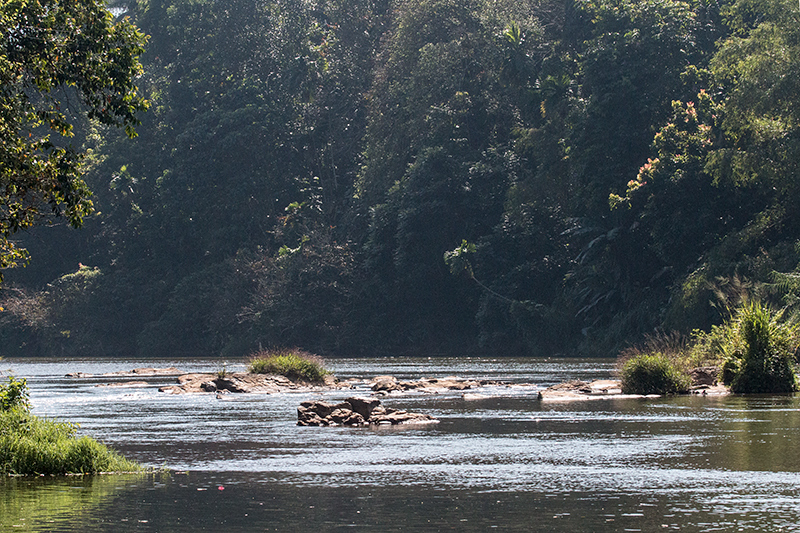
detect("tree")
[0,0,147,280]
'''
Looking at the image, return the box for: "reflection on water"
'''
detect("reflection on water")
[2,357,800,531]
[0,474,150,531]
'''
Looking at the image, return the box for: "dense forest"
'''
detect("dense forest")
[2,0,800,358]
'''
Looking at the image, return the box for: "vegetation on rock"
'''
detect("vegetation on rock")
[619,353,691,395]
[247,350,329,384]
[619,301,800,394]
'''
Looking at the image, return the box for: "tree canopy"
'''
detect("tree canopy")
[0,0,147,278]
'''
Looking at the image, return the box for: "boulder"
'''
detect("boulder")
[545,380,592,393]
[371,409,438,425]
[346,397,381,418]
[213,377,249,393]
[371,376,403,392]
[690,366,719,386]
[297,398,438,426]
[330,408,365,426]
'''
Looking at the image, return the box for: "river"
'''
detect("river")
[2,357,800,531]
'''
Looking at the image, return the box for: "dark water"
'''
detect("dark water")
[2,357,800,531]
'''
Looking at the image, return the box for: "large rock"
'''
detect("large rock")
[545,380,592,393]
[371,376,403,392]
[346,397,381,418]
[370,375,487,394]
[297,398,438,426]
[690,366,719,386]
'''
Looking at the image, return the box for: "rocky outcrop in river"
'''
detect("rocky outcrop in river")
[158,372,342,394]
[370,375,497,393]
[65,366,730,399]
[159,373,507,394]
[297,397,439,426]
[537,379,630,401]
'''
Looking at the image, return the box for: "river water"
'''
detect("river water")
[2,357,800,531]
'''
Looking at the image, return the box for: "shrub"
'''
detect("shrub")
[688,301,799,392]
[0,376,30,412]
[687,322,740,370]
[620,353,691,395]
[247,349,329,383]
[720,357,740,385]
[726,302,798,393]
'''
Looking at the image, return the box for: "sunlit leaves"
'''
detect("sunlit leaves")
[444,239,477,277]
[0,0,147,279]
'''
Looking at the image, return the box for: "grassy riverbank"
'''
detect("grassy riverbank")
[1,377,142,475]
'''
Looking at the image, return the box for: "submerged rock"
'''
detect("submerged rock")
[297,397,439,426]
[95,381,149,388]
[67,367,183,378]
[65,372,94,378]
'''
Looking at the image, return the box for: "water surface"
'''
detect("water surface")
[2,357,799,531]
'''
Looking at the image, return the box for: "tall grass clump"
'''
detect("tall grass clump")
[688,301,799,393]
[0,377,142,475]
[247,349,329,383]
[724,302,798,393]
[619,352,691,395]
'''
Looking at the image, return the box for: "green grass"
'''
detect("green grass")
[619,352,692,395]
[247,349,329,383]
[0,408,142,475]
[1,376,143,476]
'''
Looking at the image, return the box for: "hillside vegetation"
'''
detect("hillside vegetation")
[3,0,800,358]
